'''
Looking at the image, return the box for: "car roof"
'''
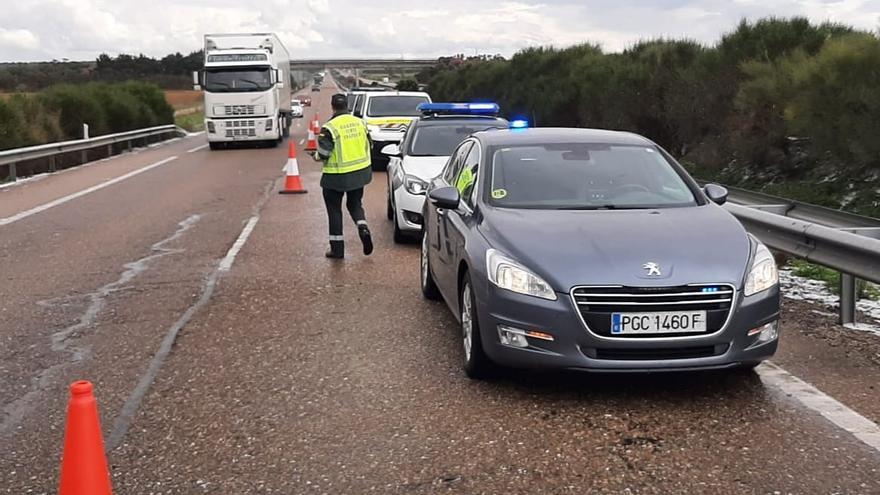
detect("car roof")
[415,116,508,127]
[472,127,653,147]
[364,91,430,98]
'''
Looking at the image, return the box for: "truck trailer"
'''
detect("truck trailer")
[194,33,291,149]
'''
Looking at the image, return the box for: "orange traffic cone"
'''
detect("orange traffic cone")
[58,381,113,495]
[279,141,308,194]
[305,122,318,152]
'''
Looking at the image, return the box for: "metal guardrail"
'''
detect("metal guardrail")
[0,125,185,182]
[711,183,880,325]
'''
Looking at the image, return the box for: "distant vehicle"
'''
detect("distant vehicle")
[311,84,321,92]
[195,33,292,150]
[420,127,780,378]
[300,96,312,107]
[291,100,303,118]
[384,103,508,242]
[353,91,432,170]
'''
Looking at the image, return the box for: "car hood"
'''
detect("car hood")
[401,156,449,181]
[480,205,751,292]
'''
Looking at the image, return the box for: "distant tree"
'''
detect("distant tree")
[396,79,418,91]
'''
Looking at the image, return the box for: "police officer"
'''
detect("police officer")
[315,93,373,259]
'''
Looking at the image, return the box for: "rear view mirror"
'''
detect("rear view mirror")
[704,183,728,205]
[192,71,201,91]
[429,186,460,210]
[382,144,401,156]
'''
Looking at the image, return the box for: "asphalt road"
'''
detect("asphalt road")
[3,80,880,494]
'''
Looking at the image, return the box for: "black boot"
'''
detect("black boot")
[358,225,373,255]
[325,240,344,259]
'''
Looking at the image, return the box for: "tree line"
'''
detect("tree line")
[423,18,880,217]
[0,82,174,151]
[0,51,203,92]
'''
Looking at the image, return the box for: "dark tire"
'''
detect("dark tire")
[460,275,492,379]
[420,233,441,301]
[736,361,761,372]
[387,191,394,221]
[208,142,223,150]
[393,210,408,244]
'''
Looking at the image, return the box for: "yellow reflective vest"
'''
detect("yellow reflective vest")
[323,114,371,174]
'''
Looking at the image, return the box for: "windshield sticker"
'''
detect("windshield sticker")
[492,189,508,199]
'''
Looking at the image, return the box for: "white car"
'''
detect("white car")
[291,100,303,118]
[385,105,509,242]
[353,91,432,170]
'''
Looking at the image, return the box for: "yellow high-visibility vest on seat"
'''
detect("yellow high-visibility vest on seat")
[323,114,371,174]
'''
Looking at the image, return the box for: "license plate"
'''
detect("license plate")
[611,311,707,335]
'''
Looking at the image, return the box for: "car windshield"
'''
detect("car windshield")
[367,96,429,117]
[489,143,698,209]
[204,68,272,92]
[409,123,505,156]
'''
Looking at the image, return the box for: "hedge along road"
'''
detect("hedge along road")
[2,80,880,494]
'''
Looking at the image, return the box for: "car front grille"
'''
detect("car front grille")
[590,344,728,361]
[225,120,257,138]
[571,284,735,338]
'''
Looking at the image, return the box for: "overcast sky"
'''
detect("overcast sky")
[1,0,878,62]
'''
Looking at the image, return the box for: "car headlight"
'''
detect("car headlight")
[744,241,778,296]
[367,124,380,134]
[403,175,428,195]
[486,249,557,300]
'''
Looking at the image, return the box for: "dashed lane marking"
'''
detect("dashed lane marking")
[0,156,178,227]
[187,143,209,153]
[758,361,880,453]
[219,215,260,272]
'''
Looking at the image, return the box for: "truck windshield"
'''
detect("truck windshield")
[366,96,429,117]
[204,68,272,92]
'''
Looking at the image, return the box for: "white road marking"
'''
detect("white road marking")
[218,215,260,272]
[187,143,209,153]
[299,138,305,145]
[758,361,880,452]
[0,156,178,227]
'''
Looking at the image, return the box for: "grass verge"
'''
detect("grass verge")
[175,110,204,132]
[788,259,880,300]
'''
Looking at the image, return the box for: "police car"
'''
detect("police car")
[383,103,509,242]
[353,91,432,170]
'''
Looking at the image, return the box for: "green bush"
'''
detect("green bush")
[40,84,108,137]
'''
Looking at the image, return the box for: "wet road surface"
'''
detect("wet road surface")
[2,81,880,494]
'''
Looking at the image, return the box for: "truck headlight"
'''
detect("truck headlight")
[487,249,556,301]
[403,175,428,195]
[744,242,778,296]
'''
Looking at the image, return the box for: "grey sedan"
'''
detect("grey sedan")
[420,128,780,378]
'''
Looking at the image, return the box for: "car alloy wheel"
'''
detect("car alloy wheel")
[461,282,474,362]
[420,233,440,300]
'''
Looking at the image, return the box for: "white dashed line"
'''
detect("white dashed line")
[758,361,880,453]
[0,156,178,227]
[218,215,260,272]
[187,144,209,153]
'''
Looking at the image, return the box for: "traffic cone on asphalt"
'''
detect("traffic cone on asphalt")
[305,121,318,152]
[279,141,308,194]
[58,381,113,495]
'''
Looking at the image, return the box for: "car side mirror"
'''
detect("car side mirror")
[382,144,401,156]
[704,183,728,205]
[353,110,363,118]
[192,71,201,91]
[429,186,460,210]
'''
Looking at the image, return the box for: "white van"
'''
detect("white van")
[352,91,431,169]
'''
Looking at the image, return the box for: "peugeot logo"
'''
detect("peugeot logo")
[643,262,662,277]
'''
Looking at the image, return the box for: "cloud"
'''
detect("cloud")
[0,29,39,51]
[1,0,879,62]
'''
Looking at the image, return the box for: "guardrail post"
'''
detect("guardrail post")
[106,144,112,158]
[8,163,16,182]
[81,150,87,165]
[127,140,132,152]
[839,273,857,325]
[49,155,56,172]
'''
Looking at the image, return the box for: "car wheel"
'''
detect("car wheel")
[420,233,441,301]
[393,212,407,244]
[387,191,394,221]
[460,275,492,379]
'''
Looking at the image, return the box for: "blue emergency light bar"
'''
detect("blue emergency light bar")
[418,102,500,116]
[510,119,529,129]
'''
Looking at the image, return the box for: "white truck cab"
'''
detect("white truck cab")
[352,91,431,169]
[195,33,292,149]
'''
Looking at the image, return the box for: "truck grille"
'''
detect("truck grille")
[225,120,257,138]
[571,284,735,338]
[225,105,256,116]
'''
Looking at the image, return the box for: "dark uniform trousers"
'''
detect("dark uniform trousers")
[322,187,367,241]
